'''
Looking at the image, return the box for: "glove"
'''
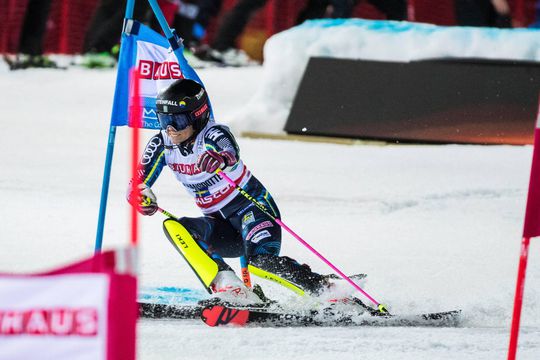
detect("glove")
[127,183,158,216]
[196,150,237,173]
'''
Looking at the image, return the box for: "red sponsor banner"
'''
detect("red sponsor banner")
[0,308,98,336]
[170,163,202,176]
[0,249,137,360]
[138,60,183,81]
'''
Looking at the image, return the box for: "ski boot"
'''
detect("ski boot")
[209,270,265,306]
[248,254,331,296]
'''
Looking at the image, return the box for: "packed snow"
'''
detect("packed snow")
[1,19,540,359]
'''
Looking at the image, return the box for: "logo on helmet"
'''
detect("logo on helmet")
[156,99,179,106]
[195,88,205,100]
[194,103,209,117]
[179,100,187,107]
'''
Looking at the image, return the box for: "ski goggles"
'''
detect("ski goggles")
[157,111,193,131]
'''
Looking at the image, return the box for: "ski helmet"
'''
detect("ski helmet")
[155,79,210,132]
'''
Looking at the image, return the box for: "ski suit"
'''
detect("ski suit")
[134,120,281,261]
[132,120,329,295]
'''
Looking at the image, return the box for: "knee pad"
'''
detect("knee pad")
[242,217,281,256]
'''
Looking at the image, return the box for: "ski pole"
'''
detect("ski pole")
[156,206,252,288]
[157,207,177,219]
[216,169,388,314]
[239,253,252,288]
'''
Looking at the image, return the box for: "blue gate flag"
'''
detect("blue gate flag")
[110,20,205,129]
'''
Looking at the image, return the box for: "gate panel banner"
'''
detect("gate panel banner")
[110,21,206,129]
[0,249,136,360]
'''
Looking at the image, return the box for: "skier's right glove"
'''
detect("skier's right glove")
[127,183,158,216]
[196,150,237,173]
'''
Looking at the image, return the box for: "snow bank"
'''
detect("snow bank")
[230,19,540,134]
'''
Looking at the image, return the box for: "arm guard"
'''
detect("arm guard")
[136,133,167,187]
[203,125,240,167]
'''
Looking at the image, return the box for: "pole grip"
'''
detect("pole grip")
[158,207,178,219]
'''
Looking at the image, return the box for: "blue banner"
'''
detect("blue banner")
[110,21,205,129]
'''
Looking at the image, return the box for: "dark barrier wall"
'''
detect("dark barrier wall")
[285,57,540,145]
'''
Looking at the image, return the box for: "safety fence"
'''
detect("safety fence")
[0,0,536,55]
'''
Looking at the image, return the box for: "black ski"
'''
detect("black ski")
[140,299,461,327]
[200,302,462,327]
[139,302,202,319]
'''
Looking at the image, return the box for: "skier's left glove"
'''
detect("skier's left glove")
[196,150,237,173]
[127,183,158,216]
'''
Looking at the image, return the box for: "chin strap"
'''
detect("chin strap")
[164,137,196,156]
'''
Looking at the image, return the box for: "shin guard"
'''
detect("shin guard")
[162,218,222,293]
[248,254,328,296]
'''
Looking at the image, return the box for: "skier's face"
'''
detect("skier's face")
[166,125,194,144]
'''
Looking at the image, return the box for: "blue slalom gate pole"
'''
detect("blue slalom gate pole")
[125,0,136,18]
[147,0,188,67]
[95,126,117,252]
[147,0,177,41]
[95,0,204,253]
[94,0,137,253]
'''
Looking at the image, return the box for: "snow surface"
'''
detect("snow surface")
[1,65,539,360]
[2,20,540,359]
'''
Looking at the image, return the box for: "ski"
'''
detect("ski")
[140,297,461,327]
[138,273,368,319]
[200,301,462,328]
[139,302,202,319]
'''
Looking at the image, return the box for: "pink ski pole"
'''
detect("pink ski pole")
[216,169,388,314]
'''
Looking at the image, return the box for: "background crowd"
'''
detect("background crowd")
[2,0,536,70]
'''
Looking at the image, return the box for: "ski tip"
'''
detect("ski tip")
[201,305,250,327]
[138,302,201,319]
[422,309,462,321]
[377,304,390,315]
